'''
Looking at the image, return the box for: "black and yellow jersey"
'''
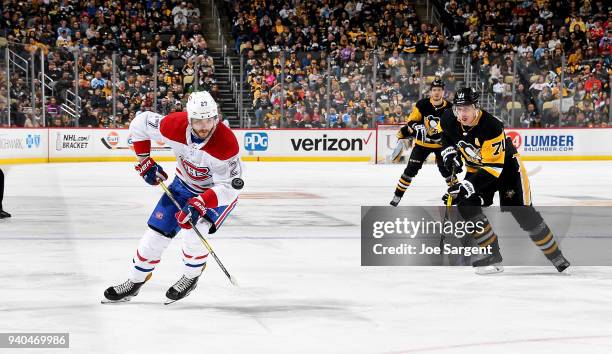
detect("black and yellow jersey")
[439,109,518,190]
[403,98,452,148]
[400,34,416,53]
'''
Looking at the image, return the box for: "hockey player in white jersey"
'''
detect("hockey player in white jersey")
[103,91,243,303]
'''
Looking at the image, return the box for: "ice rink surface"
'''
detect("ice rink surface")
[1,161,612,353]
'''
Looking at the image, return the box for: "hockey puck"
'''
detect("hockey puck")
[231,178,244,190]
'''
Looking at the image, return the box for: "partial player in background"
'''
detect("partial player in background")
[103,91,243,304]
[0,168,10,219]
[390,79,456,206]
[439,87,570,274]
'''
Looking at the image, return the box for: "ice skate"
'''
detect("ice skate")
[102,273,151,303]
[473,251,504,275]
[551,254,570,273]
[390,195,401,207]
[165,275,200,305]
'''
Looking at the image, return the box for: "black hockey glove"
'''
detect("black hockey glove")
[396,125,412,139]
[442,180,475,205]
[441,146,463,174]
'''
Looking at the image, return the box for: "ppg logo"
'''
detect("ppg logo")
[244,132,268,151]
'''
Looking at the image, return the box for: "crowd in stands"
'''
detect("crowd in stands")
[0,0,609,129]
[0,0,215,128]
[229,0,610,128]
[230,0,458,128]
[442,0,611,127]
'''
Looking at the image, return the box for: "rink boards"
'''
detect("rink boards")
[1,127,611,164]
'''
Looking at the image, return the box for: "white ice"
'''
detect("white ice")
[1,161,612,354]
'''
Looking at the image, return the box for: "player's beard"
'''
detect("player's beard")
[192,122,216,141]
[190,118,217,141]
[193,127,212,140]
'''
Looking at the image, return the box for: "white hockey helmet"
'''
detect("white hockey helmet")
[186,91,218,120]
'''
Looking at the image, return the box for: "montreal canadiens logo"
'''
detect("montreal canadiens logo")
[506,131,522,148]
[180,159,212,181]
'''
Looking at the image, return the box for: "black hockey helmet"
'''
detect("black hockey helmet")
[430,78,445,89]
[453,87,480,106]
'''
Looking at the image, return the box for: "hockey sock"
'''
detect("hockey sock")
[182,223,210,279]
[472,217,500,252]
[394,174,412,197]
[129,229,172,283]
[527,222,562,260]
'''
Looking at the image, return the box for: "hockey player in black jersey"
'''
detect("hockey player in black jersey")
[390,79,456,206]
[0,168,10,219]
[439,87,570,274]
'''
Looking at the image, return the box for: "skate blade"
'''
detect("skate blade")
[101,296,134,304]
[475,263,504,275]
[164,298,179,305]
[164,291,194,305]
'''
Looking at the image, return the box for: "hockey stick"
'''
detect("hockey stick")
[159,181,239,287]
[439,165,455,263]
[528,165,542,177]
[100,137,130,150]
[100,138,171,151]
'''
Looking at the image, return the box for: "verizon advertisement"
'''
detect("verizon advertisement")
[236,129,375,161]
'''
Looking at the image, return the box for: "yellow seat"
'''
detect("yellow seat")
[506,101,522,110]
[542,101,554,110]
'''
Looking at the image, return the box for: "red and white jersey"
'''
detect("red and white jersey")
[129,111,242,208]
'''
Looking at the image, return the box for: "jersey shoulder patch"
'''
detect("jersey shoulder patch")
[202,123,239,161]
[159,112,189,144]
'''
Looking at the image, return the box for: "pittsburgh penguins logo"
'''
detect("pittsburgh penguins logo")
[424,115,441,136]
[457,141,482,164]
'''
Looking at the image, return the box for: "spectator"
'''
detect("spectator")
[90,71,106,90]
[0,0,210,127]
[584,73,603,92]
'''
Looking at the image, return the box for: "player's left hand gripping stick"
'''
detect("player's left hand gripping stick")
[136,157,168,185]
[159,181,239,287]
